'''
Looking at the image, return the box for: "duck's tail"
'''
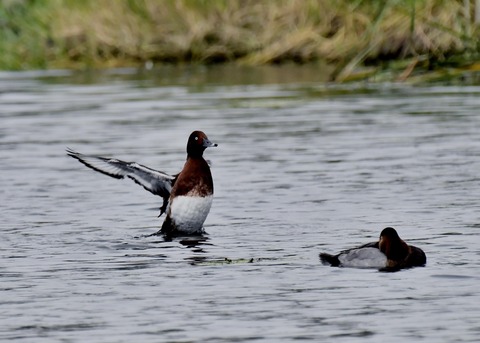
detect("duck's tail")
[319,253,341,267]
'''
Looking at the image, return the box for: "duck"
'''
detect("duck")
[319,227,426,271]
[67,130,217,237]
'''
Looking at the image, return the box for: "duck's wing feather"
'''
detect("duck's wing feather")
[337,246,386,268]
[66,148,176,199]
[355,241,378,249]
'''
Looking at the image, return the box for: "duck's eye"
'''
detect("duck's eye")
[195,136,199,141]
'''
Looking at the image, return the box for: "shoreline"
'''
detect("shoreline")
[1,0,479,82]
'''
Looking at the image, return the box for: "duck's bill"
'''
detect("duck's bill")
[203,138,218,148]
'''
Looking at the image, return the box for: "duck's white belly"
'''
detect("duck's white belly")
[339,247,387,268]
[169,195,213,233]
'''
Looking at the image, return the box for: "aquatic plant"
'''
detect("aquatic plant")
[0,0,479,80]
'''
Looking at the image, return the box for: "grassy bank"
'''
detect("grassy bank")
[1,0,479,81]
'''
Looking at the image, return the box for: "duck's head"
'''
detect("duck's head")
[187,131,218,157]
[379,227,408,261]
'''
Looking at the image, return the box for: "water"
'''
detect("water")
[1,65,480,342]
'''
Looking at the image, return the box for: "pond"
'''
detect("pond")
[1,65,480,342]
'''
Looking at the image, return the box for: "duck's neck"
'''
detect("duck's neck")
[381,239,409,261]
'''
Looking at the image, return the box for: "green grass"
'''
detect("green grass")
[1,0,479,81]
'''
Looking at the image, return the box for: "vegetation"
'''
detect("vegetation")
[1,0,479,81]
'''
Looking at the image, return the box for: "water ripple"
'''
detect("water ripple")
[1,69,480,342]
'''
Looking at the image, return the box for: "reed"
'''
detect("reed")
[1,0,479,80]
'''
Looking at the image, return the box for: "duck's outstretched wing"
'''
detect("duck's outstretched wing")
[66,148,176,216]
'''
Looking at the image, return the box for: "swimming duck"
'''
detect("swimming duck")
[67,131,217,236]
[319,227,426,271]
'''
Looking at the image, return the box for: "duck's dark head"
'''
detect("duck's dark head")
[379,227,408,260]
[187,131,217,158]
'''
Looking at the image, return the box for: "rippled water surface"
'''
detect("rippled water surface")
[1,66,480,342]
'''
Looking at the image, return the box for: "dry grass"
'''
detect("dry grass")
[1,0,478,76]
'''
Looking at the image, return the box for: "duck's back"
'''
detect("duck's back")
[320,242,387,268]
